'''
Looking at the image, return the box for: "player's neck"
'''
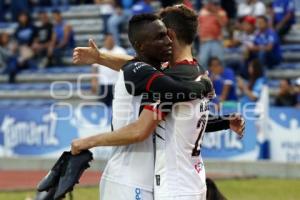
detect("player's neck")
[171,44,193,66]
[137,55,161,69]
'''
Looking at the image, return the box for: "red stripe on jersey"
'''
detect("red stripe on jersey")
[146,73,164,92]
[144,105,167,119]
[175,59,198,65]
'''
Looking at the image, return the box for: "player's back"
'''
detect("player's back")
[154,61,209,198]
[154,98,209,198]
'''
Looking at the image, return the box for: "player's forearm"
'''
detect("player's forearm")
[83,121,151,149]
[151,76,213,103]
[98,51,134,71]
[205,114,230,132]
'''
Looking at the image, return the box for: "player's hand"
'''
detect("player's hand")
[73,39,101,65]
[196,71,216,99]
[71,138,86,155]
[229,113,245,138]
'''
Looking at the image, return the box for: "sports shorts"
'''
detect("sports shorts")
[100,178,153,200]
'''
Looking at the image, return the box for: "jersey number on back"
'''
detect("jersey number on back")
[192,115,206,157]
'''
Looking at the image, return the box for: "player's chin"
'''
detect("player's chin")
[161,52,172,62]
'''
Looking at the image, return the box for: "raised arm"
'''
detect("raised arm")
[73,39,133,71]
[71,108,161,155]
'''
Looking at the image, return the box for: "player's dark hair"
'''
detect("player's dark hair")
[159,4,198,45]
[128,14,160,47]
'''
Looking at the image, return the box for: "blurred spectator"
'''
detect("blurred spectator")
[220,0,237,40]
[208,57,237,102]
[0,0,4,22]
[296,78,300,108]
[274,79,297,107]
[272,0,295,42]
[230,16,256,52]
[14,12,37,70]
[107,0,155,46]
[94,0,116,34]
[91,34,126,106]
[248,16,282,69]
[32,11,53,68]
[158,0,194,9]
[10,0,30,22]
[51,0,69,8]
[132,0,154,15]
[49,9,75,66]
[237,0,266,18]
[221,0,236,20]
[237,59,265,104]
[0,32,18,83]
[107,0,132,46]
[226,16,256,76]
[198,0,228,68]
[118,0,136,9]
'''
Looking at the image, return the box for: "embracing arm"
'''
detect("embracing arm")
[73,39,133,71]
[205,114,245,137]
[71,109,160,155]
[205,114,230,132]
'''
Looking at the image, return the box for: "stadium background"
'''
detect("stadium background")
[0,0,300,199]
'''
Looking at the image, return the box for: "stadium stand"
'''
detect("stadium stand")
[0,2,300,199]
[0,0,298,104]
[1,4,299,103]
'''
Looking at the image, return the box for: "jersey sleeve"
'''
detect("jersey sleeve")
[123,61,213,103]
[142,103,168,120]
[205,114,230,132]
[122,61,163,95]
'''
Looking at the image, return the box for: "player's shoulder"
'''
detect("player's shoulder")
[123,60,157,74]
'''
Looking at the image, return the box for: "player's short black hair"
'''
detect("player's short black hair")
[159,4,198,45]
[128,14,160,46]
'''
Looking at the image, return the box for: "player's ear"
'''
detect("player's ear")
[167,28,176,41]
[134,41,143,52]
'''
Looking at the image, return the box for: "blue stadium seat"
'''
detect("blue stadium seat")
[0,99,56,107]
[279,63,300,69]
[0,82,91,91]
[281,44,300,52]
[20,66,91,75]
[267,80,280,89]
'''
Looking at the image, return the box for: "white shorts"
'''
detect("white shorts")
[155,191,206,200]
[100,179,153,200]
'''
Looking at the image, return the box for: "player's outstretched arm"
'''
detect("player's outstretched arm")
[73,39,133,71]
[71,109,161,155]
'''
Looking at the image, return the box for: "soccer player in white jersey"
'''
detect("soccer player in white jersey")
[72,5,244,200]
[73,13,214,200]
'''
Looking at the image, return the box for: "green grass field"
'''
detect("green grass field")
[1,178,300,200]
